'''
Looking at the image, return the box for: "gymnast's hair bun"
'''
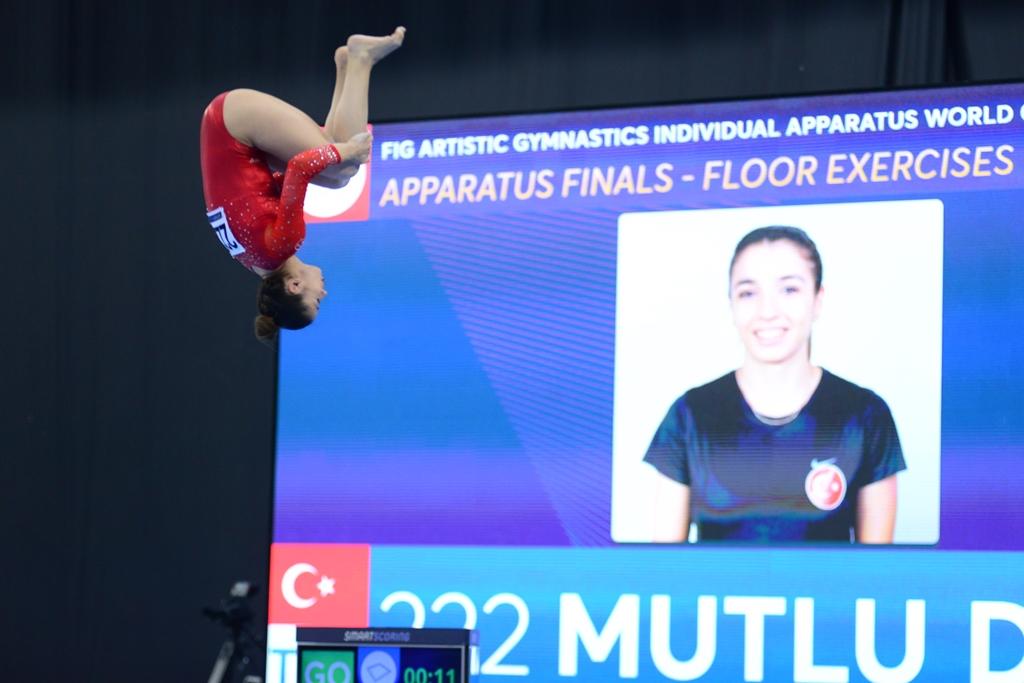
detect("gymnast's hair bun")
[254,314,279,346]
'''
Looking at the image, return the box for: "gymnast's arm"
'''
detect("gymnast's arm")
[266,134,373,256]
[264,144,342,256]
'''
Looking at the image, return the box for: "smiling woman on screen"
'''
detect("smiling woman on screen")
[644,226,906,544]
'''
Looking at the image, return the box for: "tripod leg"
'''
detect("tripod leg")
[207,639,236,683]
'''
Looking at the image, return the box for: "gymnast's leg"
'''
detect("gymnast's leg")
[223,89,369,189]
[222,28,403,186]
[324,45,349,140]
[324,27,406,143]
[222,89,355,166]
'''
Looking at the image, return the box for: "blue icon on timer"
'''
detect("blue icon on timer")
[359,648,399,683]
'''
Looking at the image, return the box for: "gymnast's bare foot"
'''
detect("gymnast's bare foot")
[347,27,405,64]
[334,45,348,70]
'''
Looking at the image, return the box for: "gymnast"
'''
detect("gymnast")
[200,27,405,344]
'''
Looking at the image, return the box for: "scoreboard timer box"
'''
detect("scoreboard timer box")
[296,627,476,683]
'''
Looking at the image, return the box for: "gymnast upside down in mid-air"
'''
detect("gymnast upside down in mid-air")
[200,27,405,344]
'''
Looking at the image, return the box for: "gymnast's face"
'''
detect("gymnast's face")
[286,261,328,318]
[729,239,822,365]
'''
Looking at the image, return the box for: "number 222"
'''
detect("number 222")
[379,591,530,677]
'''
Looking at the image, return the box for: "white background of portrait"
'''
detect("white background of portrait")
[611,199,943,544]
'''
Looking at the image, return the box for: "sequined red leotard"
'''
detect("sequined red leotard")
[199,92,343,273]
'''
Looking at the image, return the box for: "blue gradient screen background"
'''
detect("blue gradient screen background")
[271,84,1024,682]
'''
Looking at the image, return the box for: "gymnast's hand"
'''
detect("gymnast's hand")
[335,131,373,168]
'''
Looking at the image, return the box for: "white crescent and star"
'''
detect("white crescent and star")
[281,562,337,609]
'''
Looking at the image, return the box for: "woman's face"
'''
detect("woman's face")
[286,261,328,317]
[729,239,822,365]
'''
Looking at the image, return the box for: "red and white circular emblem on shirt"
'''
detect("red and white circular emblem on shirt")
[804,461,847,511]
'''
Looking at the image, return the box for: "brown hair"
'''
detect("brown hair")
[730,226,823,293]
[254,267,314,345]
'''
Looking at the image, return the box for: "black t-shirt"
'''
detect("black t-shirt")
[643,370,906,542]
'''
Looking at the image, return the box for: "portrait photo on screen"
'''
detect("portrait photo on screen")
[611,199,942,545]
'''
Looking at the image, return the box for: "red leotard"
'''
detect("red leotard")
[199,92,342,272]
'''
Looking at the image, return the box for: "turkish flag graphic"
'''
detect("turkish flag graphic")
[268,543,371,626]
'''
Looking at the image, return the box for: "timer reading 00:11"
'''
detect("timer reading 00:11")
[402,667,456,683]
[398,644,464,683]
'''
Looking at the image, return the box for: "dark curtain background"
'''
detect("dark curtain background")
[2,1,1021,680]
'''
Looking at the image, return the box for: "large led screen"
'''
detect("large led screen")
[267,83,1024,683]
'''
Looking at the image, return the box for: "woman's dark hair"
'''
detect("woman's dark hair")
[254,267,314,345]
[729,225,823,292]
